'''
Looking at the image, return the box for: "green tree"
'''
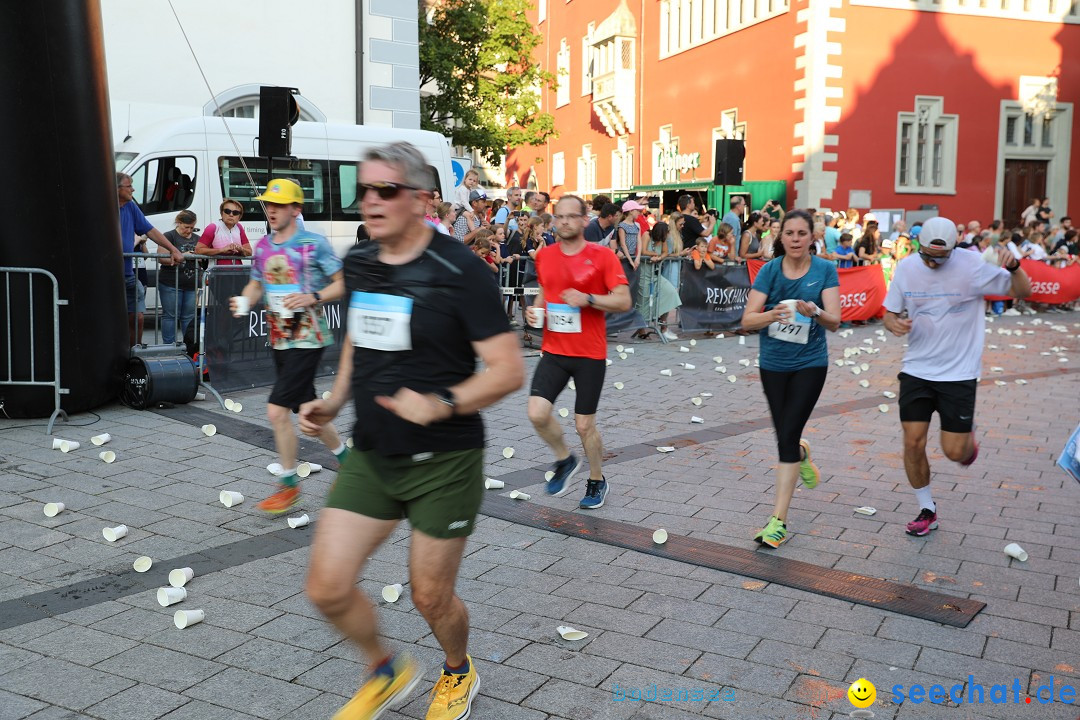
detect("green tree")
[419,0,557,164]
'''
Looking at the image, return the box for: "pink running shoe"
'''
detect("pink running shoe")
[905,508,938,537]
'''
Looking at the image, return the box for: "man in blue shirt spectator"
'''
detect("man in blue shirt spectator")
[722,195,745,238]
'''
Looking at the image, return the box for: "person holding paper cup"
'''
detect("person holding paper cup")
[297,142,525,720]
[883,216,1030,538]
[230,179,349,514]
[741,209,841,548]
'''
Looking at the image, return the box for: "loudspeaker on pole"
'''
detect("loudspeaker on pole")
[714,139,745,186]
[258,86,300,158]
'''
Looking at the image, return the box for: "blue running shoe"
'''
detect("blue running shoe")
[579,477,608,509]
[546,454,581,497]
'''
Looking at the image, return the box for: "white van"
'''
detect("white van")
[115,116,454,258]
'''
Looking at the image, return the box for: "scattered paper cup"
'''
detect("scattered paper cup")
[854,506,877,516]
[652,528,669,544]
[194,392,206,401]
[544,471,555,481]
[381,583,404,603]
[860,363,870,371]
[619,352,628,360]
[43,502,65,517]
[878,404,889,413]
[288,514,311,529]
[716,333,725,339]
[689,339,697,346]
[1003,543,1028,562]
[321,390,332,400]
[297,462,322,478]
[102,525,128,542]
[883,391,897,398]
[133,556,153,573]
[613,382,624,390]
[502,447,515,459]
[232,403,243,413]
[852,367,862,376]
[716,366,726,373]
[267,462,284,476]
[858,380,870,388]
[624,348,635,354]
[169,567,195,588]
[157,587,187,606]
[994,380,1007,386]
[91,433,112,446]
[660,369,672,376]
[558,408,569,418]
[835,359,844,367]
[219,491,244,508]
[605,359,613,366]
[59,440,80,453]
[509,490,531,500]
[739,336,746,345]
[700,392,712,398]
[99,450,116,463]
[616,345,624,352]
[691,416,704,424]
[713,356,723,363]
[1016,379,1028,385]
[201,424,217,437]
[224,399,236,411]
[691,397,703,406]
[557,625,589,641]
[568,379,576,389]
[346,438,354,448]
[51,438,65,449]
[681,363,696,370]
[679,346,690,353]
[727,375,737,383]
[484,478,505,490]
[656,446,675,453]
[174,609,205,629]
[739,359,751,367]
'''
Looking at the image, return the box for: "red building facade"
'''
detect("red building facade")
[506,0,1080,226]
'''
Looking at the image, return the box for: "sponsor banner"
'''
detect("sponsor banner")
[986,259,1080,304]
[203,266,344,393]
[747,259,887,322]
[678,263,753,330]
[605,260,648,333]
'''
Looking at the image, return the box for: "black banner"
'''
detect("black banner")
[203,266,345,393]
[677,263,752,330]
[605,259,647,333]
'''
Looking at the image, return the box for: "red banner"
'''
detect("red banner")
[985,259,1080,304]
[746,260,887,322]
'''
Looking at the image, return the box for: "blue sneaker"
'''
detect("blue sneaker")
[546,454,581,497]
[579,477,608,509]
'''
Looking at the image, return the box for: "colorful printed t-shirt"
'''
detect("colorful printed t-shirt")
[250,230,343,350]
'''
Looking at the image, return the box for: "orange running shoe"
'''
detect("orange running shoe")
[256,485,300,514]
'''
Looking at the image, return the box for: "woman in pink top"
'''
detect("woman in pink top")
[195,198,251,265]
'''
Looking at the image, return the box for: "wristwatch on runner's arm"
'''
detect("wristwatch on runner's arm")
[432,387,456,415]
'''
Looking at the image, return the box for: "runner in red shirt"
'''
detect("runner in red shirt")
[526,195,631,509]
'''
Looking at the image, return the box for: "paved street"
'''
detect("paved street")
[2,316,1079,720]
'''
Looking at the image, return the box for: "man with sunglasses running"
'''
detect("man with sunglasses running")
[883,216,1030,537]
[230,179,348,513]
[298,143,524,720]
[526,195,631,509]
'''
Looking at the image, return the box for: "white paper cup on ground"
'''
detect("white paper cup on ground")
[739,336,746,345]
[691,397,703,406]
[656,446,675,453]
[613,381,624,390]
[59,441,80,453]
[194,392,206,401]
[99,450,116,463]
[509,490,531,500]
[1004,543,1028,562]
[689,339,697,346]
[381,583,404,603]
[878,404,890,413]
[51,438,65,450]
[91,433,112,446]
[219,491,244,508]
[297,462,313,478]
[288,514,310,529]
[652,528,669,544]
[484,478,505,490]
[858,380,870,388]
[679,346,690,353]
[232,403,243,413]
[691,416,704,424]
[556,625,589,641]
[321,390,332,400]
[102,525,128,542]
[169,567,194,588]
[43,502,65,517]
[346,437,354,448]
[232,295,249,317]
[727,375,737,383]
[624,347,635,354]
[201,424,217,437]
[568,379,576,390]
[502,447,515,459]
[224,399,235,411]
[558,408,569,418]
[267,462,284,476]
[681,363,696,370]
[174,609,205,629]
[158,587,187,606]
[660,369,672,376]
[700,392,712,398]
[528,307,545,328]
[133,556,153,573]
[544,471,555,481]
[619,352,628,360]
[883,391,897,399]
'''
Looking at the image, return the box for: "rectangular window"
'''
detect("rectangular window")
[932,123,945,187]
[129,155,197,216]
[1042,114,1054,147]
[1006,115,1018,145]
[581,24,595,96]
[899,122,911,185]
[896,96,957,194]
[556,40,570,108]
[552,152,565,187]
[219,156,329,222]
[538,0,547,22]
[915,121,927,186]
[1023,112,1035,145]
[332,161,438,217]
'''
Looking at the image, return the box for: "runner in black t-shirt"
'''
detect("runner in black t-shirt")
[297,142,524,720]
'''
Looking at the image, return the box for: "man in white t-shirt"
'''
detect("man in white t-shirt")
[883,216,1031,538]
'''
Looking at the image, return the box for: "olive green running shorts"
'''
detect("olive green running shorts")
[325,448,484,539]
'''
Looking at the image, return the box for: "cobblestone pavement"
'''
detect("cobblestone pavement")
[2,315,1079,720]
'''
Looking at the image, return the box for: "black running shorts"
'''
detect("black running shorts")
[268,347,324,412]
[897,372,977,433]
[530,353,606,415]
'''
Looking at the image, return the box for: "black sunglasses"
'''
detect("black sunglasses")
[359,182,418,200]
[222,208,242,216]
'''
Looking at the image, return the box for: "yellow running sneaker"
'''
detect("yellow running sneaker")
[255,485,300,514]
[333,653,421,720]
[426,655,479,720]
[798,439,820,489]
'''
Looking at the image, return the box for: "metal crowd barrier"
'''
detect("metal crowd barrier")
[0,267,69,433]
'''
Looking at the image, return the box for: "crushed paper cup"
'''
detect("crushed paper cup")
[173,609,205,629]
[502,447,515,459]
[680,346,690,353]
[219,491,244,508]
[267,462,284,476]
[713,356,723,363]
[288,514,311,529]
[660,369,673,376]
[556,625,589,641]
[835,359,844,367]
[991,366,1004,373]
[169,567,194,588]
[691,416,704,424]
[224,399,236,411]
[1003,543,1028,562]
[652,528,669,544]
[90,433,111,446]
[1016,379,1028,385]
[201,424,217,437]
[656,446,676,453]
[994,380,1007,386]
[854,506,877,516]
[863,339,874,346]
[484,478,505,490]
[739,359,751,367]
[716,366,727,373]
[509,490,531,500]
[568,379,576,390]
[99,450,116,463]
[194,392,206,401]
[883,391,897,399]
[878,404,889,413]
[558,408,570,418]
[43,502,65,517]
[700,392,713,398]
[727,375,737,383]
[619,353,628,360]
[859,380,870,388]
[133,556,153,573]
[680,363,696,370]
[59,440,80,453]
[691,397,703,406]
[381,583,404,602]
[157,587,187,606]
[613,382,624,390]
[102,525,128,542]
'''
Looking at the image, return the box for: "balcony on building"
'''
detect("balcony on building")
[591,0,637,138]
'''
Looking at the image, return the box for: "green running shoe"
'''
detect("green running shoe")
[799,439,820,489]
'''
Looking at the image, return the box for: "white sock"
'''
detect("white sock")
[914,487,936,512]
[330,443,346,456]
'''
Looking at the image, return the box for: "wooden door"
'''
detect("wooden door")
[1002,159,1047,226]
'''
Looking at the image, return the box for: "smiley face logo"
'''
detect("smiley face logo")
[847,678,876,708]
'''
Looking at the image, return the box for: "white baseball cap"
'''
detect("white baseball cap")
[920,216,958,251]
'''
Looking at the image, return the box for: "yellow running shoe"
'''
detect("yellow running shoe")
[426,655,479,720]
[255,485,301,514]
[798,439,820,489]
[333,653,421,720]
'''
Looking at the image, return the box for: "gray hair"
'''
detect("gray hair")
[116,172,131,186]
[361,142,433,190]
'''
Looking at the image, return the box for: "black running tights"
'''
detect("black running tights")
[759,366,828,463]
